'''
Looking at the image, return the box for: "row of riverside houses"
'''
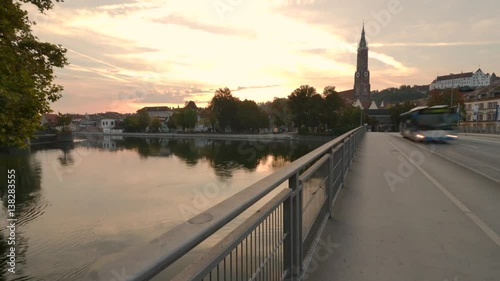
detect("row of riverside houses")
[40,111,129,133]
[461,81,500,134]
[41,106,212,134]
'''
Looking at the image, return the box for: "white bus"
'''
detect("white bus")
[400,105,458,142]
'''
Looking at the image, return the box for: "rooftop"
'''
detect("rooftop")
[436,72,473,81]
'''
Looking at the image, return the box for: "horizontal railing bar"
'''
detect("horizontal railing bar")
[332,158,341,171]
[298,154,331,182]
[332,172,342,190]
[90,127,362,281]
[172,189,291,281]
[332,144,343,156]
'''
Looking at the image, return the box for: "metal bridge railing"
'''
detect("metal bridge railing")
[92,126,366,281]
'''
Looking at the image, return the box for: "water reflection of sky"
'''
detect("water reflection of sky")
[0,137,324,280]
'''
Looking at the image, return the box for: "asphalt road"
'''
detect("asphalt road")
[388,133,500,183]
[308,132,500,281]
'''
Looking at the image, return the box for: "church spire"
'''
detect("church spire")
[359,23,367,49]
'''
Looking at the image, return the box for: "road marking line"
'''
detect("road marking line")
[386,138,500,248]
[460,144,479,149]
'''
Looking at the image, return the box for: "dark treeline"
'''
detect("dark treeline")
[208,85,370,134]
[371,85,427,104]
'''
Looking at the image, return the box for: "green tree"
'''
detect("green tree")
[308,93,324,130]
[199,108,217,132]
[322,86,345,130]
[123,115,140,132]
[236,100,256,131]
[0,0,68,147]
[390,101,415,125]
[57,112,72,130]
[257,108,270,131]
[170,107,197,131]
[185,101,198,111]
[137,110,151,132]
[427,89,463,108]
[149,117,162,133]
[270,98,292,130]
[166,113,176,131]
[170,110,183,131]
[288,85,317,130]
[208,88,239,132]
[183,108,197,131]
[342,106,363,127]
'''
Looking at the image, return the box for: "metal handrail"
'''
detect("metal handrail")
[91,126,365,281]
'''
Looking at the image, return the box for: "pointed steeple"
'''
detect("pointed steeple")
[359,23,367,49]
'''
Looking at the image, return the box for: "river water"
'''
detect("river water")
[0,136,325,280]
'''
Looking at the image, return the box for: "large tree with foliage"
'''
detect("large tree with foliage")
[57,112,72,130]
[183,108,198,130]
[427,89,464,108]
[269,97,292,130]
[171,107,197,131]
[0,0,68,147]
[149,117,162,133]
[199,108,217,132]
[235,99,269,132]
[123,115,140,132]
[137,110,151,132]
[208,88,239,132]
[288,85,317,130]
[389,101,416,126]
[322,86,345,130]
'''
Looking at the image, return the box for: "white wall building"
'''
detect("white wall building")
[100,118,117,133]
[430,68,493,90]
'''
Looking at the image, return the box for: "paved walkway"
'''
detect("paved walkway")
[307,133,500,281]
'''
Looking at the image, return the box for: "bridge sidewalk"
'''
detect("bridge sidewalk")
[307,133,500,281]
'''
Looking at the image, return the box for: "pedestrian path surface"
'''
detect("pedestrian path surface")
[307,133,500,281]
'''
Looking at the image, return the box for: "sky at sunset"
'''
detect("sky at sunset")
[26,0,500,114]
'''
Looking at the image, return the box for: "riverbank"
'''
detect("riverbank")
[74,131,336,142]
[30,131,74,145]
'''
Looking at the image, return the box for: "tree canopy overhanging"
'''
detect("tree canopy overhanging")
[0,0,68,148]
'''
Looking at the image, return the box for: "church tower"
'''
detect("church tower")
[353,24,371,106]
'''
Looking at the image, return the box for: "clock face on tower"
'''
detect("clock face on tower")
[364,72,368,77]
[356,72,360,78]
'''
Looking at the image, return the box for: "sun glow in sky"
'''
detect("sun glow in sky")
[27,0,500,113]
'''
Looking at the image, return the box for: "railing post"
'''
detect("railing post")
[350,136,354,163]
[328,148,334,217]
[284,172,302,281]
[341,140,345,179]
